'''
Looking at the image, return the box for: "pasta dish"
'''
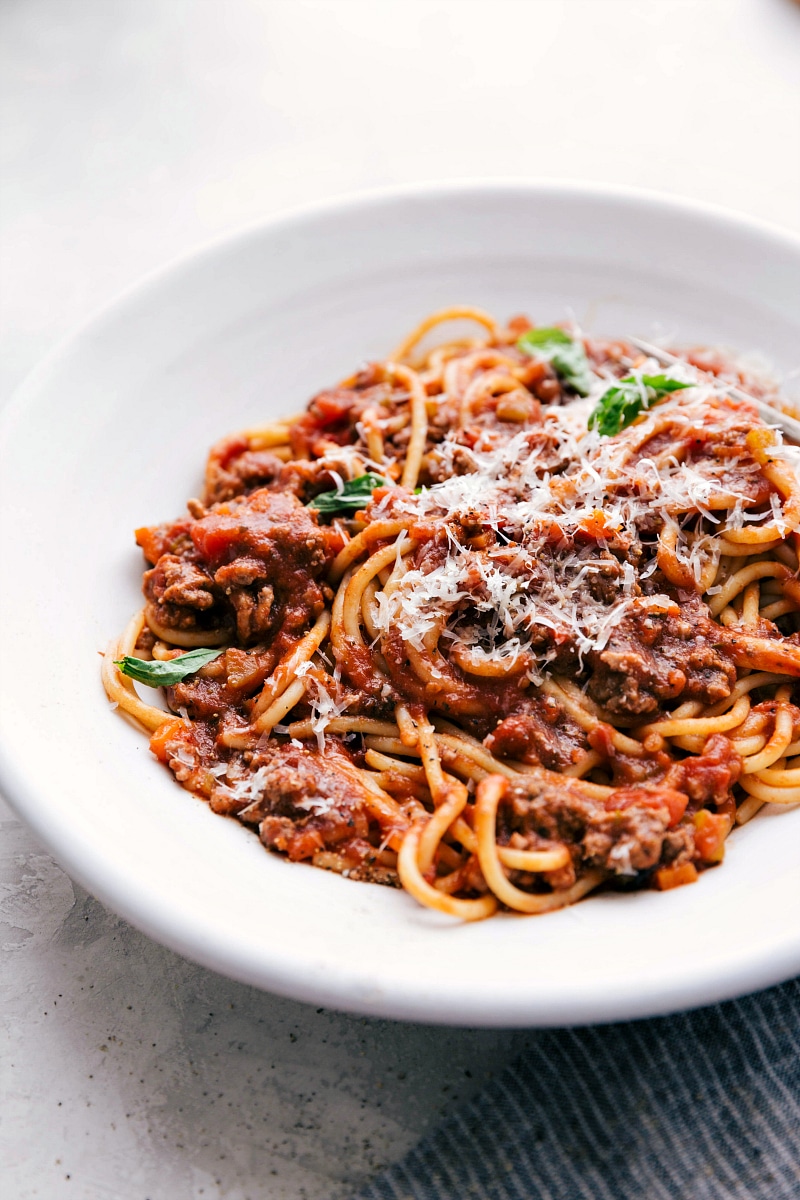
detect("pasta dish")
[103,308,800,921]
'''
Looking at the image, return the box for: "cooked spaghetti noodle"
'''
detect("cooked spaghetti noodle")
[103,309,800,920]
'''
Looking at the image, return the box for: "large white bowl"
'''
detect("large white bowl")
[2,182,799,1026]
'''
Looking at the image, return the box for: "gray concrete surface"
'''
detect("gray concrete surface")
[2,799,532,1198]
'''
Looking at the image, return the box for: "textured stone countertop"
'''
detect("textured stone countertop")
[2,2,799,1196]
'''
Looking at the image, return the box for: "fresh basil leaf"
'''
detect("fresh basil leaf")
[308,473,388,515]
[588,374,693,437]
[518,327,573,349]
[517,327,595,396]
[114,647,224,687]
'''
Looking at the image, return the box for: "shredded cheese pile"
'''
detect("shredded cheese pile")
[371,368,786,679]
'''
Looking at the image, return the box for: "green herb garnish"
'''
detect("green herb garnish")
[307,473,388,515]
[114,647,224,687]
[517,327,594,396]
[588,374,693,437]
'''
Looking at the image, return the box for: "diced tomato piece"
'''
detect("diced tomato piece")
[693,809,731,863]
[190,518,238,562]
[135,518,195,563]
[578,509,616,541]
[506,315,533,338]
[588,722,617,759]
[322,525,346,556]
[149,717,189,764]
[314,394,352,425]
[289,414,315,457]
[654,862,699,891]
[276,826,325,861]
[210,434,250,472]
[286,829,326,861]
[606,786,689,828]
[408,521,439,542]
[135,525,165,565]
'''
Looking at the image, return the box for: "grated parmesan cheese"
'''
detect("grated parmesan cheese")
[306,675,354,752]
[371,379,784,677]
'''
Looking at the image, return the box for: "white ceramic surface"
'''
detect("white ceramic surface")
[2,181,800,1027]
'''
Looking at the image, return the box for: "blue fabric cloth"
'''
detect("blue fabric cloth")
[359,980,800,1200]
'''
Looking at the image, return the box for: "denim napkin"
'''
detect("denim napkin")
[359,979,800,1200]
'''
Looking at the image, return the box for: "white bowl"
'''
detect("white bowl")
[2,182,799,1026]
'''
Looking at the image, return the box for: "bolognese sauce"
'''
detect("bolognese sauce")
[103,308,800,920]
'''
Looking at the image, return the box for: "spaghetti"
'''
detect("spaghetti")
[103,309,800,920]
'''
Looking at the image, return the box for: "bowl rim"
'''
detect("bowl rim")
[3,176,799,432]
[2,178,800,1026]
